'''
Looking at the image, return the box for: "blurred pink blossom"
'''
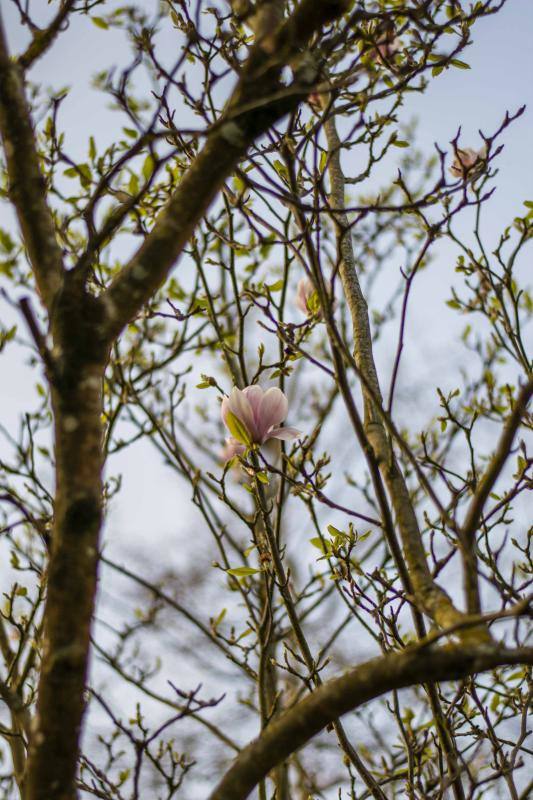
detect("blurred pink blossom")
[307,92,322,111]
[367,35,401,65]
[449,147,485,179]
[220,438,246,464]
[295,277,320,316]
[221,386,301,447]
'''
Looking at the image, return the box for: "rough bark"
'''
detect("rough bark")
[210,644,533,800]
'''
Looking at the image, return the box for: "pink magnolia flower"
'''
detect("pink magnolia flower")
[449,147,485,179]
[375,35,401,62]
[366,34,401,65]
[220,438,246,464]
[295,277,320,317]
[221,386,301,447]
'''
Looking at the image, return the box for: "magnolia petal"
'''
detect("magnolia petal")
[226,387,256,439]
[221,438,246,463]
[268,425,301,441]
[220,396,230,425]
[258,388,288,441]
[450,147,483,178]
[242,385,264,424]
[295,278,311,315]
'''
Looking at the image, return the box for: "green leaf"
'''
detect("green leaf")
[256,471,269,485]
[267,279,284,292]
[450,59,470,70]
[225,410,252,446]
[92,17,109,29]
[227,566,261,577]
[212,608,227,628]
[307,290,321,315]
[78,163,92,187]
[142,154,156,181]
[327,524,346,538]
[392,140,409,148]
[0,229,15,253]
[432,66,444,77]
[273,160,289,181]
[118,769,130,786]
[310,537,328,554]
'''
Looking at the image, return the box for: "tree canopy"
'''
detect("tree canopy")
[0,2,531,799]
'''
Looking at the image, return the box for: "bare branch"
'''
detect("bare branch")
[18,0,77,71]
[0,12,64,309]
[100,0,352,340]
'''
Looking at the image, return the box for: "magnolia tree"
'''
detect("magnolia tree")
[0,1,531,799]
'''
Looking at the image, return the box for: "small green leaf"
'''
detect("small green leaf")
[450,59,470,70]
[92,17,109,29]
[256,472,269,485]
[267,279,284,292]
[392,140,409,148]
[310,537,327,553]
[142,154,156,181]
[212,608,227,628]
[273,160,289,181]
[227,566,261,577]
[118,769,130,786]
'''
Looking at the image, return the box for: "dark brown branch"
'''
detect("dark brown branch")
[210,644,533,800]
[18,0,77,70]
[18,297,57,381]
[0,13,64,309]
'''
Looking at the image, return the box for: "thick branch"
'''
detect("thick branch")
[18,0,77,70]
[0,13,64,309]
[320,98,483,637]
[24,306,108,800]
[100,0,351,339]
[210,644,533,800]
